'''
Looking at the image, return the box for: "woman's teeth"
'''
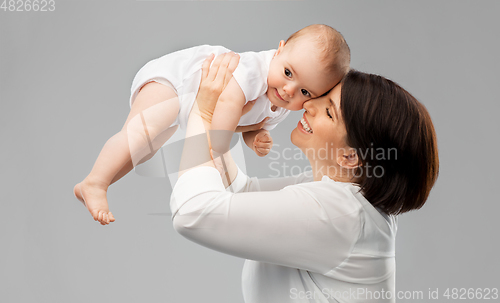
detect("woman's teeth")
[300,117,313,133]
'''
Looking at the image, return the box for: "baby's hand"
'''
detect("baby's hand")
[253,130,273,157]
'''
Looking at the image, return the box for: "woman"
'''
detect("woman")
[171,53,439,303]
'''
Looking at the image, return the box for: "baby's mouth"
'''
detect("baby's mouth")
[275,89,286,102]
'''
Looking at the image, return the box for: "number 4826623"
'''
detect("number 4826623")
[1,0,55,12]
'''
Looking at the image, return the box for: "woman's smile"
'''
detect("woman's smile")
[291,84,350,168]
[299,114,313,134]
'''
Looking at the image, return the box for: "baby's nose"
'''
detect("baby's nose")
[284,84,295,97]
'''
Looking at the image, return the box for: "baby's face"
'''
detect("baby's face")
[266,39,337,111]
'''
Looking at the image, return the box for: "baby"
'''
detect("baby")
[74,24,350,224]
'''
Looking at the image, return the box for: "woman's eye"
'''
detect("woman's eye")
[284,68,292,77]
[301,89,311,97]
[326,108,333,119]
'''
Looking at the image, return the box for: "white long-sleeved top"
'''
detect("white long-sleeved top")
[171,166,398,303]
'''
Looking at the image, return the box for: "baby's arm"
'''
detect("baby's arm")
[210,78,246,154]
[243,129,273,157]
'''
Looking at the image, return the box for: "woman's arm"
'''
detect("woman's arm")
[171,167,361,274]
[177,52,240,178]
[231,166,315,193]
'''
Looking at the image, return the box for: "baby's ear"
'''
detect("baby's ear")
[274,40,286,57]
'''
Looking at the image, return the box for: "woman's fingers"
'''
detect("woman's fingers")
[227,53,240,74]
[207,53,226,81]
[224,53,240,88]
[195,52,240,125]
[215,52,236,87]
[201,53,215,80]
[204,52,239,88]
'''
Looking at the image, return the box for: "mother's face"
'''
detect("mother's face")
[291,84,349,164]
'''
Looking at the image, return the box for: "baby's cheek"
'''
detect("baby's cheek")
[292,100,307,111]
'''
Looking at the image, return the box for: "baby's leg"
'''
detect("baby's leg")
[74,81,179,225]
[122,81,180,169]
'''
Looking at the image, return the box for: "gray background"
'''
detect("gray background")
[1,0,499,302]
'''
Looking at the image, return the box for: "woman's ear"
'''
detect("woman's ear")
[336,149,361,169]
[274,40,286,57]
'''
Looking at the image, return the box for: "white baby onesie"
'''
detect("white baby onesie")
[129,45,290,131]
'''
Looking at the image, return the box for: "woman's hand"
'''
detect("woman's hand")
[179,53,240,177]
[196,52,240,124]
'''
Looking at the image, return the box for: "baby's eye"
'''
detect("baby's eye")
[301,89,311,97]
[284,68,292,77]
[326,108,333,119]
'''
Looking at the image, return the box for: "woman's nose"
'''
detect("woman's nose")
[302,100,316,116]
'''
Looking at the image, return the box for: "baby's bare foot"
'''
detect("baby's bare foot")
[73,181,115,225]
[73,183,86,206]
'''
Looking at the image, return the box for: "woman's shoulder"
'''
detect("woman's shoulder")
[289,176,397,229]
[283,176,365,217]
[294,178,398,261]
[325,179,398,236]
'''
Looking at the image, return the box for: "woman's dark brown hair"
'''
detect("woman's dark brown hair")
[340,70,439,215]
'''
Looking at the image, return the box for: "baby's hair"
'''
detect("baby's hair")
[285,24,351,78]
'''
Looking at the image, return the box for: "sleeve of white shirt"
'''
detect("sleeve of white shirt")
[170,166,362,275]
[229,165,314,193]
